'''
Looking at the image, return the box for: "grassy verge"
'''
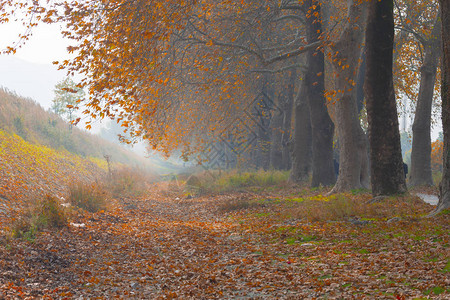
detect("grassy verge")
[213,187,448,298]
[184,169,290,195]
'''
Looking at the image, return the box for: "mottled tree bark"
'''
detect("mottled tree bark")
[290,79,312,182]
[364,0,407,195]
[409,14,441,187]
[434,0,450,213]
[304,0,336,187]
[356,49,366,114]
[330,0,369,193]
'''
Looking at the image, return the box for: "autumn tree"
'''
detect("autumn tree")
[3,1,334,187]
[365,0,407,195]
[54,0,334,184]
[394,0,441,187]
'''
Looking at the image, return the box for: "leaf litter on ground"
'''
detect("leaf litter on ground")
[0,183,449,299]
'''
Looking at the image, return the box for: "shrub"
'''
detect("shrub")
[11,195,67,240]
[34,195,67,229]
[68,181,107,212]
[10,215,34,240]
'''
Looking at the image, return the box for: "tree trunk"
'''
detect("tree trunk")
[254,75,274,170]
[270,103,284,169]
[290,79,312,182]
[364,0,407,196]
[270,70,295,170]
[281,70,295,170]
[329,0,369,193]
[409,14,441,187]
[356,49,366,114]
[304,0,336,187]
[434,0,450,213]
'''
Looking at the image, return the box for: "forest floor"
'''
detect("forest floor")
[0,183,449,299]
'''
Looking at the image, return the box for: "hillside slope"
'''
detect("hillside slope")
[0,129,107,229]
[0,88,176,173]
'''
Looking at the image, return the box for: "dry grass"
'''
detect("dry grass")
[288,193,431,222]
[215,189,434,223]
[108,166,153,198]
[184,169,290,195]
[67,181,108,213]
[218,196,266,212]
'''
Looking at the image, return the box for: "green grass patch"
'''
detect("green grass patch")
[286,237,297,245]
[285,197,305,203]
[439,259,450,273]
[350,188,369,195]
[424,286,446,296]
[254,212,271,218]
[413,235,426,241]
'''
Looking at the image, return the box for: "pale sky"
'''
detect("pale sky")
[0,21,152,156]
[0,20,71,65]
[0,21,105,128]
[0,21,74,109]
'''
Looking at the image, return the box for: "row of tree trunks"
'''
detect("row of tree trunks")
[329,0,369,193]
[409,12,441,187]
[225,0,442,200]
[252,74,274,170]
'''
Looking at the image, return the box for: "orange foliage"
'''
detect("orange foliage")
[431,139,443,172]
[0,0,317,158]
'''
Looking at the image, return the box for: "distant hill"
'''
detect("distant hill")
[0,88,178,174]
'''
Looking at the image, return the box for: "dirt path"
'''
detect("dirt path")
[1,187,449,299]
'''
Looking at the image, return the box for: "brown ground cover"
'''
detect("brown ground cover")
[0,182,448,299]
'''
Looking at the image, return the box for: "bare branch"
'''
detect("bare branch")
[250,64,306,74]
[274,15,304,23]
[263,41,321,65]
